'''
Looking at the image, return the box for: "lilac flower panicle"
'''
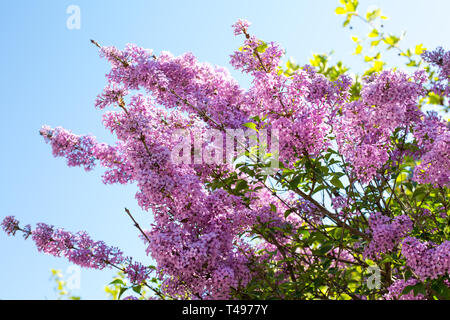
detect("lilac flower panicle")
[401,237,450,281]
[124,261,149,284]
[422,47,450,98]
[385,279,425,300]
[232,19,251,36]
[1,216,19,236]
[364,213,413,259]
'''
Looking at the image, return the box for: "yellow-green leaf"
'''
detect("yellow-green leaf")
[415,44,426,55]
[371,40,380,47]
[373,60,384,71]
[335,7,346,15]
[366,9,381,22]
[368,29,379,38]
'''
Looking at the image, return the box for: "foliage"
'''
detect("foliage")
[50,269,81,300]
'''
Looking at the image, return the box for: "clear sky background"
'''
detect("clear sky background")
[0,0,449,299]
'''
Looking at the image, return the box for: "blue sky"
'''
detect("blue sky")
[0,0,449,299]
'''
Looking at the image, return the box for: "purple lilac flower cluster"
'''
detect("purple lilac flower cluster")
[364,212,413,259]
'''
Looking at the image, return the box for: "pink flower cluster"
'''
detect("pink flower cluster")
[231,19,251,36]
[124,261,150,285]
[335,70,426,183]
[1,216,19,236]
[230,37,284,74]
[384,278,425,300]
[230,30,352,164]
[363,212,413,260]
[94,83,128,109]
[2,216,152,285]
[31,222,124,268]
[412,112,450,187]
[40,126,97,171]
[331,196,352,210]
[422,47,450,98]
[40,125,132,185]
[401,237,450,281]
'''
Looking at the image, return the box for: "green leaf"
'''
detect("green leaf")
[270,203,277,213]
[118,287,128,300]
[234,180,249,193]
[384,35,400,47]
[413,283,426,296]
[289,175,302,189]
[402,282,426,297]
[368,29,379,38]
[401,285,414,295]
[312,184,327,195]
[370,40,380,47]
[373,60,384,71]
[256,42,268,53]
[344,0,358,12]
[286,59,299,72]
[343,18,351,27]
[366,9,381,22]
[284,208,294,218]
[319,243,333,255]
[132,285,142,294]
[428,92,444,105]
[330,176,344,189]
[243,122,258,131]
[414,44,426,55]
[412,186,427,202]
[109,279,125,286]
[335,7,346,15]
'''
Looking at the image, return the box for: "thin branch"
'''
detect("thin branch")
[124,208,151,244]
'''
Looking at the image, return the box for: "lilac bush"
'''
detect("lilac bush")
[2,1,449,300]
